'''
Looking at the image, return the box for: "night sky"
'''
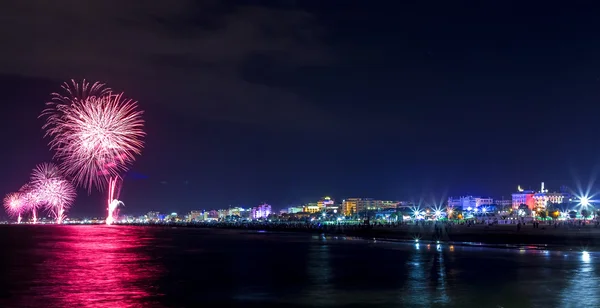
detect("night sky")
[1,1,600,216]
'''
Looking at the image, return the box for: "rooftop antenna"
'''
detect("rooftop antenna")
[540,182,544,193]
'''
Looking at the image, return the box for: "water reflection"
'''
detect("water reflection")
[559,252,599,307]
[305,235,333,305]
[3,226,600,307]
[435,246,450,305]
[28,226,164,307]
[402,243,429,305]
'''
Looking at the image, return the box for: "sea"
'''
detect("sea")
[0,225,596,307]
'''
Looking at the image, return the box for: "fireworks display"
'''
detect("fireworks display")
[3,193,25,224]
[1,80,144,225]
[3,164,76,224]
[41,80,145,224]
[30,163,76,224]
[19,184,41,224]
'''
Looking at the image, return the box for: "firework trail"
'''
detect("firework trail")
[19,184,41,224]
[41,80,145,225]
[30,163,76,224]
[3,192,25,223]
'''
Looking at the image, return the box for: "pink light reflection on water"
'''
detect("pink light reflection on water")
[25,226,165,307]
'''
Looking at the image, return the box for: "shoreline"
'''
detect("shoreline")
[119,222,600,251]
[3,222,598,251]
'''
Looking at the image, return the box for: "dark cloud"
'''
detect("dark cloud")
[0,0,335,130]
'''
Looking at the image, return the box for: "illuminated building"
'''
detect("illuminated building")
[251,203,272,219]
[228,207,246,217]
[533,182,570,210]
[342,199,358,216]
[216,207,248,219]
[342,198,400,216]
[534,182,570,208]
[208,210,219,219]
[494,199,512,209]
[287,206,303,214]
[215,207,247,219]
[512,185,535,209]
[512,183,570,211]
[165,212,181,222]
[447,196,493,210]
[317,197,335,211]
[303,203,320,213]
[218,209,228,219]
[146,211,160,222]
[188,210,203,222]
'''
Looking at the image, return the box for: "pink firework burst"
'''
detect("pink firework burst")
[30,163,76,224]
[19,184,41,224]
[3,192,25,223]
[49,79,111,103]
[41,80,145,224]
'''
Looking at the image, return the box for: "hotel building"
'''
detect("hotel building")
[513,183,570,211]
[342,198,399,216]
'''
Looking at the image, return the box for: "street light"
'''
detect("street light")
[580,196,590,207]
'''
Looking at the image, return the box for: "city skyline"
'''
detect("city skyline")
[2,2,600,216]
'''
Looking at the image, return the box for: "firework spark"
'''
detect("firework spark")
[30,163,76,224]
[108,199,125,225]
[19,184,41,224]
[3,193,25,223]
[41,80,145,224]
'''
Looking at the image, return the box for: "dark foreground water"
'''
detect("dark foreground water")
[0,226,596,307]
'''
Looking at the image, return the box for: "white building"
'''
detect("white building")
[287,207,303,214]
[447,196,494,210]
[251,203,272,219]
[494,199,512,209]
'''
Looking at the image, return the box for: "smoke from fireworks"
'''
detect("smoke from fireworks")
[30,163,76,224]
[3,193,25,224]
[41,80,145,224]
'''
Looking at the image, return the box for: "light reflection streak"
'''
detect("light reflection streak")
[435,247,450,304]
[27,226,164,307]
[559,252,599,307]
[400,245,430,306]
[304,242,333,306]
